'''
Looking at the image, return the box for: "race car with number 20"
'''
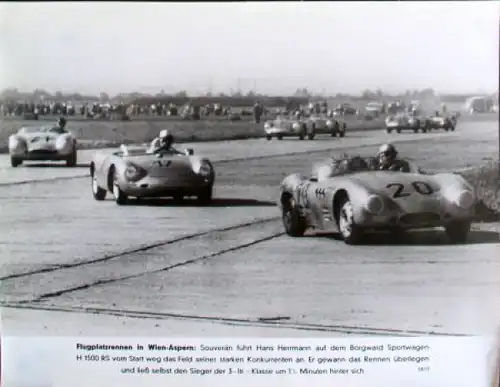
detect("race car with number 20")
[278,156,476,245]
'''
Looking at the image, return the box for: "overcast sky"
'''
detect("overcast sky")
[0,2,497,96]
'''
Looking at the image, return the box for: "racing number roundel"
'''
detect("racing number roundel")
[386,181,435,198]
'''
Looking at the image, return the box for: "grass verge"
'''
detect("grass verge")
[458,160,500,222]
[0,117,385,153]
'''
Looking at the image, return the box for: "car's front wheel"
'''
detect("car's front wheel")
[10,156,22,168]
[66,148,77,167]
[282,197,307,237]
[91,171,106,201]
[196,185,213,205]
[111,169,128,205]
[445,220,470,244]
[336,197,363,244]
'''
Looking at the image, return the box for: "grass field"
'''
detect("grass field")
[0,116,386,153]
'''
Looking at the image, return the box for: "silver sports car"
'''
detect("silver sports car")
[305,115,347,138]
[278,155,476,244]
[8,126,78,167]
[263,116,313,140]
[385,113,426,134]
[426,113,457,131]
[90,144,215,205]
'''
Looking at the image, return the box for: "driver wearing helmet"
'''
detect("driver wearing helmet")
[51,116,67,133]
[377,143,411,172]
[148,129,177,153]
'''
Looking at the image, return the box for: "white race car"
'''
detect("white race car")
[8,126,77,167]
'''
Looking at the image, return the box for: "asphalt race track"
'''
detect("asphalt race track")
[1,120,499,338]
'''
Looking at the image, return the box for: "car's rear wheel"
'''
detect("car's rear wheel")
[276,134,283,140]
[66,148,77,167]
[396,128,401,133]
[196,185,213,205]
[336,197,363,245]
[386,128,392,134]
[10,156,22,168]
[111,169,128,205]
[445,221,470,244]
[282,197,307,237]
[265,134,272,141]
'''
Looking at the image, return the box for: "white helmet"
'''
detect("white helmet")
[159,129,169,139]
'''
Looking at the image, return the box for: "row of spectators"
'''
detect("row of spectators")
[0,100,268,122]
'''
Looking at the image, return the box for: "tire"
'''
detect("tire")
[196,186,213,205]
[396,128,401,134]
[413,128,418,133]
[111,169,128,205]
[331,122,339,137]
[445,221,470,244]
[299,124,307,140]
[282,197,307,237]
[91,171,106,201]
[449,125,455,132]
[10,156,22,167]
[266,134,272,141]
[339,130,345,138]
[277,134,283,140]
[307,132,315,140]
[336,197,363,245]
[66,147,77,167]
[386,128,392,134]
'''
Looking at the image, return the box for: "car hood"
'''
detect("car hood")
[18,132,61,142]
[122,153,207,177]
[347,171,438,193]
[337,171,445,213]
[124,153,192,168]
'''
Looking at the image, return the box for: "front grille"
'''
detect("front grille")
[399,212,440,225]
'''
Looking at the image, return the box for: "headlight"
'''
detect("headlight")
[192,160,213,177]
[9,136,26,152]
[198,163,212,177]
[124,163,146,182]
[292,122,300,130]
[365,195,384,214]
[450,190,475,209]
[326,120,333,127]
[55,136,71,150]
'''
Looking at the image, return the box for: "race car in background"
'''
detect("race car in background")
[90,144,214,205]
[425,112,457,131]
[277,154,476,245]
[264,116,312,140]
[264,115,347,140]
[304,116,347,138]
[363,102,385,119]
[8,125,78,167]
[330,103,358,117]
[385,112,426,134]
